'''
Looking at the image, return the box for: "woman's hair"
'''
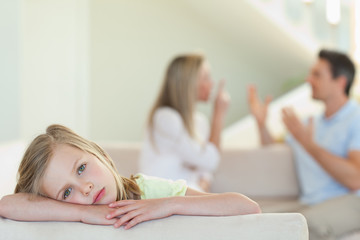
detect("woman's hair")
[15,124,141,200]
[148,54,204,140]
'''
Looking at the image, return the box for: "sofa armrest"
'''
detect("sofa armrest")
[212,144,300,198]
[0,213,308,240]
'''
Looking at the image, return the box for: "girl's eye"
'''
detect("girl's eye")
[64,188,72,199]
[77,164,86,175]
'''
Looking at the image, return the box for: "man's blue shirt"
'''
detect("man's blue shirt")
[287,100,360,205]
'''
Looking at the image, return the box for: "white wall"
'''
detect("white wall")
[0,0,20,142]
[89,0,312,142]
[20,0,90,141]
[1,0,313,143]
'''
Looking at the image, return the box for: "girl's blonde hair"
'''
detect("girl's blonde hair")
[148,54,204,140]
[15,124,141,200]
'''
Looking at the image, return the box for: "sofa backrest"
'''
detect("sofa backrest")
[0,141,300,199]
[101,143,301,198]
[101,142,141,178]
[212,144,300,198]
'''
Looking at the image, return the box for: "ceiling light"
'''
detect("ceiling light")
[326,0,341,25]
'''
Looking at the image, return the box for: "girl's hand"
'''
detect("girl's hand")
[79,204,118,225]
[107,199,175,229]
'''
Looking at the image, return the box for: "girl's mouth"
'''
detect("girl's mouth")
[93,188,105,204]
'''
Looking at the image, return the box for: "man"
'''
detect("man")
[248,49,360,240]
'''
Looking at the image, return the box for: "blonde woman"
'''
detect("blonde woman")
[0,124,260,228]
[139,54,230,192]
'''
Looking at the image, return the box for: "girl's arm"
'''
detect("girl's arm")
[107,188,261,229]
[0,193,116,225]
[177,188,261,216]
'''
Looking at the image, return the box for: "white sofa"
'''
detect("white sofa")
[0,142,310,240]
[104,142,360,240]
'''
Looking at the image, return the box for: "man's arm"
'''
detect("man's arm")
[305,146,360,190]
[247,85,275,145]
[256,122,276,146]
[282,107,360,190]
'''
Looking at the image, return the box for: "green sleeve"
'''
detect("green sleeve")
[135,173,188,199]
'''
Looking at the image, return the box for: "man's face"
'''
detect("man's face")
[306,58,340,101]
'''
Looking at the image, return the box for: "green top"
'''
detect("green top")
[134,173,188,199]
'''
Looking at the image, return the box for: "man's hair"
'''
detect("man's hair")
[319,49,356,96]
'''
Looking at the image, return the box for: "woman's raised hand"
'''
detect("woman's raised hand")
[247,85,271,127]
[214,79,230,116]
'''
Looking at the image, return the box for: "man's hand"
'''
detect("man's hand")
[282,107,314,150]
[247,85,271,127]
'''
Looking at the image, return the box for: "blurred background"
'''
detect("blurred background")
[1,0,359,147]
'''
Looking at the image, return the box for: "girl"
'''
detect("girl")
[140,54,230,191]
[0,124,260,229]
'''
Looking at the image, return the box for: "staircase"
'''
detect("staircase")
[221,0,354,148]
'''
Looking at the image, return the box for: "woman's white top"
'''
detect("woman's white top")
[139,107,220,190]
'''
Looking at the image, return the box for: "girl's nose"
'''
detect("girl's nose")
[81,182,94,196]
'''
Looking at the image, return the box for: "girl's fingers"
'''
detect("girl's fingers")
[114,210,142,228]
[106,219,118,225]
[107,203,140,219]
[109,200,136,208]
[124,215,146,230]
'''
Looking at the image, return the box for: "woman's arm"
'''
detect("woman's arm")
[152,108,220,172]
[0,193,116,225]
[107,188,261,229]
[209,79,230,149]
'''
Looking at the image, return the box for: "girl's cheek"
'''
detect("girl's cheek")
[90,167,103,180]
[69,193,88,205]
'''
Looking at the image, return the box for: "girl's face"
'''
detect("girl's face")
[197,62,213,102]
[41,144,117,205]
